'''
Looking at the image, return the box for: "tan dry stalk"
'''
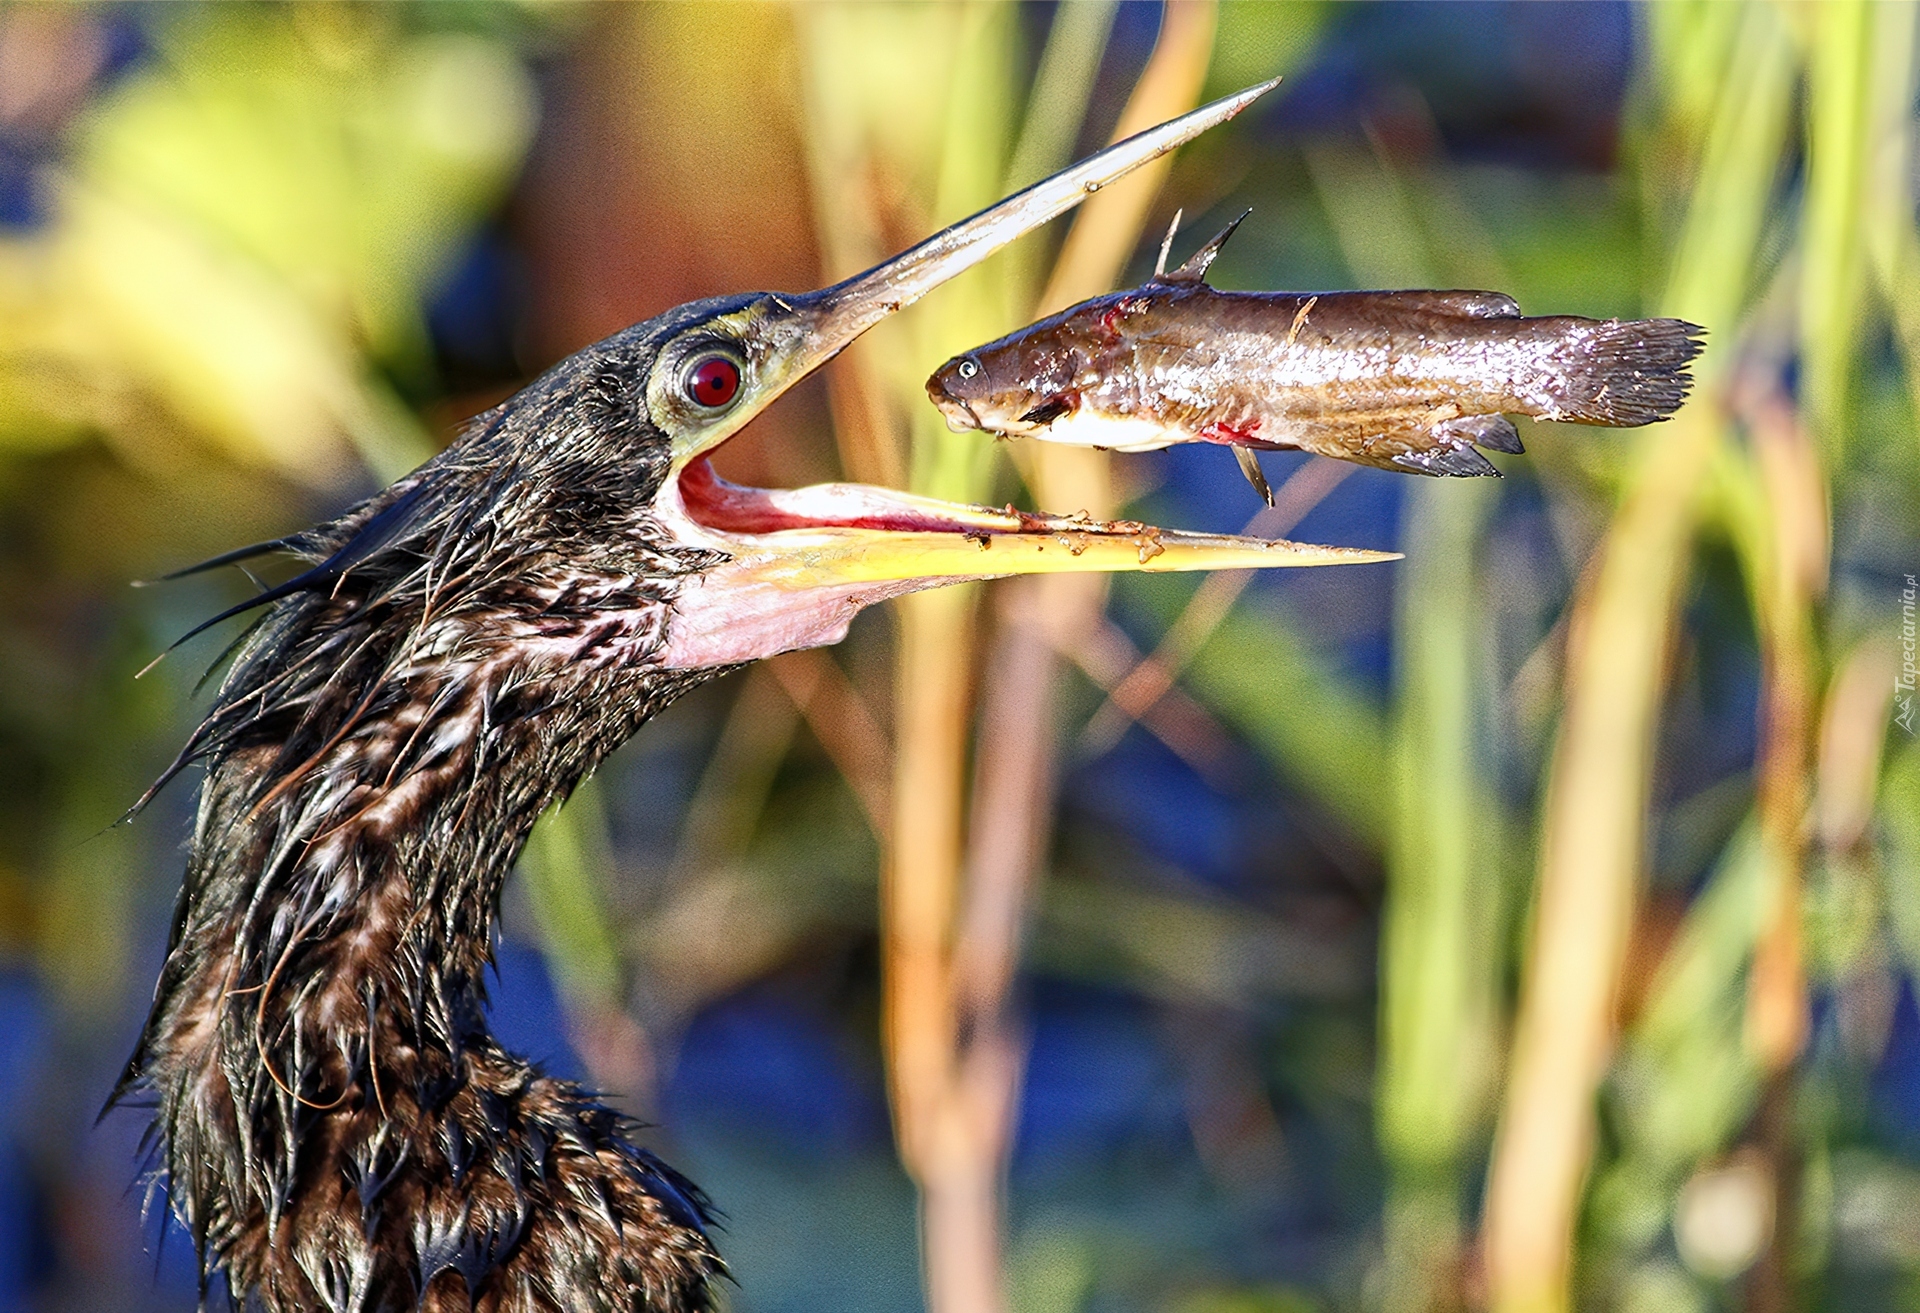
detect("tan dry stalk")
[1740,380,1829,1313]
[1742,383,1828,1075]
[887,583,978,1177]
[1814,641,1899,858]
[767,648,893,842]
[893,8,1220,1310]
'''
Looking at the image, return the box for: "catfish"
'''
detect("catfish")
[927,213,1704,503]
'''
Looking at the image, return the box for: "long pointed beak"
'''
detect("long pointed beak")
[783,78,1280,387]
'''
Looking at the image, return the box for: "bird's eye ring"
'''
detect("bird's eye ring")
[684,353,742,411]
[956,357,980,380]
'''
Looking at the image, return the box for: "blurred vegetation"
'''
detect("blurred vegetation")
[1,4,1918,1313]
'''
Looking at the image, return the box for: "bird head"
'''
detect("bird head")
[165,80,1392,777]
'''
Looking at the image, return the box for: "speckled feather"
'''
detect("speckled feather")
[116,307,752,1312]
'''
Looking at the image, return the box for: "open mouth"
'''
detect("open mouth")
[651,444,1394,673]
[668,449,1385,568]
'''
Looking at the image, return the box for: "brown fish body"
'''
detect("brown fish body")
[928,221,1704,478]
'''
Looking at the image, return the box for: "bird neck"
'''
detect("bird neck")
[130,582,727,1308]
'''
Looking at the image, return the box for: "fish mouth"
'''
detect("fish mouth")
[931,392,984,435]
[925,383,1043,441]
[634,79,1396,670]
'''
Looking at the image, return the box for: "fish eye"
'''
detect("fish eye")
[684,352,742,411]
[956,357,980,381]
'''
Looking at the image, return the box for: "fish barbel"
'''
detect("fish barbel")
[927,213,1704,500]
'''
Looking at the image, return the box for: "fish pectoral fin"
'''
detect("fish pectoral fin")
[1378,415,1522,476]
[1158,209,1251,285]
[1390,443,1503,478]
[1018,396,1076,426]
[1436,413,1524,454]
[1233,446,1275,506]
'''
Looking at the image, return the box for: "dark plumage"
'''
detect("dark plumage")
[119,318,737,1311]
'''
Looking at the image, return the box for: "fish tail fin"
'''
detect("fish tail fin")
[1537,317,1706,426]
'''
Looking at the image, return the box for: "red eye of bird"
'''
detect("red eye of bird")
[686,355,741,409]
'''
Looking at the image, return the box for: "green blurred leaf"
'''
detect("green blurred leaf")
[1183,605,1388,845]
[1881,738,1920,982]
[1800,0,1875,453]
[1601,822,1765,1235]
[1202,1,1332,103]
[0,6,533,480]
[1655,1,1796,332]
[1036,871,1367,1007]
[1167,1285,1320,1313]
[1379,479,1506,1171]
[519,780,624,1014]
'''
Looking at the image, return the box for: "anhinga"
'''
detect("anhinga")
[115,81,1377,1312]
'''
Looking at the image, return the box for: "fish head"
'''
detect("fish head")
[927,329,1086,438]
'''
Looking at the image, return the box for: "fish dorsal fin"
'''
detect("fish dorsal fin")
[1153,209,1184,278]
[1158,208,1250,285]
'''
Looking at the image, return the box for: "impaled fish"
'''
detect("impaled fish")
[927,213,1705,503]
